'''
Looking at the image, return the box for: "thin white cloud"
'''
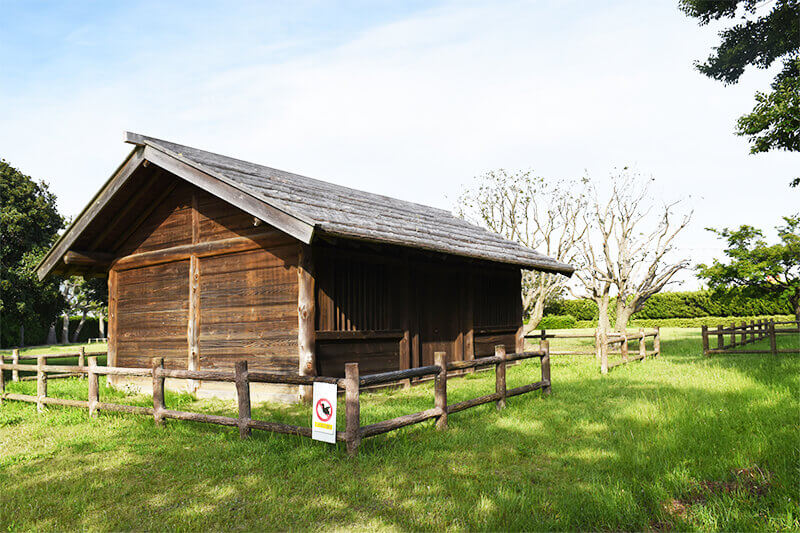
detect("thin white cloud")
[0,0,795,290]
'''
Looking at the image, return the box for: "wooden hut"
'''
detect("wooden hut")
[37,133,573,401]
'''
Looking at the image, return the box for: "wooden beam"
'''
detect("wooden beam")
[297,244,316,401]
[36,147,145,280]
[112,180,178,253]
[87,169,164,252]
[143,145,315,244]
[63,250,115,267]
[111,231,292,271]
[107,269,118,388]
[187,254,200,392]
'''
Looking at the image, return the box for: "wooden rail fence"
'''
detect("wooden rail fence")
[701,319,799,355]
[0,347,102,382]
[0,344,550,456]
[525,327,660,374]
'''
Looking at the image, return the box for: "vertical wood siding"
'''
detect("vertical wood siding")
[113,174,299,373]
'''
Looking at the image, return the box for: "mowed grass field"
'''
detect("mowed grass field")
[1,328,798,531]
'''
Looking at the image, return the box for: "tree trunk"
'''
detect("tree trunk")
[597,292,611,334]
[72,310,87,343]
[46,323,57,345]
[614,305,634,332]
[61,314,69,345]
[524,297,546,333]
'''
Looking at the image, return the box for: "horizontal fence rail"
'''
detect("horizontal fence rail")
[702,319,799,356]
[525,327,660,374]
[0,343,552,456]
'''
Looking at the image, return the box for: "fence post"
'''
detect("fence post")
[600,330,608,374]
[621,334,629,363]
[235,360,251,439]
[639,328,646,361]
[541,339,551,396]
[88,356,99,417]
[495,345,506,410]
[345,362,361,457]
[730,323,737,348]
[434,351,447,430]
[716,325,724,350]
[654,327,661,357]
[11,349,19,382]
[769,320,777,355]
[36,356,47,412]
[0,353,5,404]
[152,357,166,426]
[750,320,756,343]
[701,325,709,355]
[78,347,85,378]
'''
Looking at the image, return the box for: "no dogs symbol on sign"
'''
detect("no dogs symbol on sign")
[311,381,337,444]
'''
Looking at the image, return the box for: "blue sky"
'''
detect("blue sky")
[1,0,796,288]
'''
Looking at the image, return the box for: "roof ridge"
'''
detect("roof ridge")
[127,132,453,216]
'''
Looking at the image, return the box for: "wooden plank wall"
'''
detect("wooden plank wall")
[112,176,299,373]
[313,244,522,377]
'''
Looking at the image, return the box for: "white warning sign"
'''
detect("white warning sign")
[311,381,337,444]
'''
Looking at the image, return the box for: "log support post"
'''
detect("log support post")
[298,245,316,402]
[107,269,118,388]
[621,334,629,363]
[88,356,99,417]
[541,339,551,396]
[716,325,724,350]
[495,345,506,410]
[0,353,5,404]
[235,360,251,439]
[11,349,19,382]
[701,325,709,356]
[769,320,777,355]
[639,327,646,361]
[187,254,200,393]
[654,327,661,357]
[345,363,361,457]
[36,356,47,412]
[434,352,447,430]
[78,347,85,379]
[152,357,166,426]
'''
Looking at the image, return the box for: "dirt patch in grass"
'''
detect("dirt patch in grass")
[662,466,773,524]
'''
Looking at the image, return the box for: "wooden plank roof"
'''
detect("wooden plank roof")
[37,132,574,279]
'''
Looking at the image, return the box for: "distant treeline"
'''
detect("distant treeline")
[1,316,103,348]
[544,290,792,321]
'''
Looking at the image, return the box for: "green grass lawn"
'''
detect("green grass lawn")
[1,329,798,531]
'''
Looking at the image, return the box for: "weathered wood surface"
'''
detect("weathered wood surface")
[359,365,439,387]
[298,244,316,401]
[359,407,444,438]
[235,361,251,439]
[495,345,506,410]
[506,380,547,397]
[434,352,447,430]
[345,363,361,456]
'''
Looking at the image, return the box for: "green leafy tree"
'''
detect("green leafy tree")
[0,159,66,347]
[697,215,800,322]
[63,276,108,342]
[680,0,800,185]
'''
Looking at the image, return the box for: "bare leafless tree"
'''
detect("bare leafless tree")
[572,169,692,334]
[457,169,587,331]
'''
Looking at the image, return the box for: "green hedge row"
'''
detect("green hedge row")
[572,315,795,329]
[544,290,792,321]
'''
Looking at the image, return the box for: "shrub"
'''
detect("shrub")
[538,314,577,329]
[574,315,795,329]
